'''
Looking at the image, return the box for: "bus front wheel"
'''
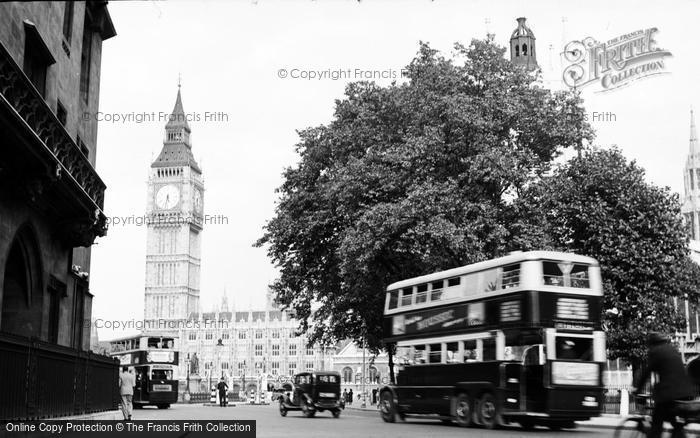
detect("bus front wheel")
[454,393,472,427]
[379,391,397,423]
[477,393,500,429]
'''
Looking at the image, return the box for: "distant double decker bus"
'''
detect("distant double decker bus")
[378,251,605,430]
[109,334,179,409]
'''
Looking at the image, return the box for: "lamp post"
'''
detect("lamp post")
[241,360,246,402]
[216,338,224,378]
[184,353,191,402]
[361,325,367,409]
[215,338,224,405]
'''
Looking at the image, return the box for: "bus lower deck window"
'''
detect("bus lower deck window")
[446,342,460,363]
[413,346,426,364]
[483,338,496,361]
[463,340,478,362]
[429,344,441,363]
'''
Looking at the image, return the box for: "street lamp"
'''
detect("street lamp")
[185,353,191,401]
[216,338,224,374]
[361,325,367,409]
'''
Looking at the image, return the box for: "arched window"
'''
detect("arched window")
[522,44,528,55]
[515,45,520,57]
[369,366,379,383]
[1,224,43,338]
[342,366,353,383]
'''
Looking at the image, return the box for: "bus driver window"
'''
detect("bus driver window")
[555,337,592,361]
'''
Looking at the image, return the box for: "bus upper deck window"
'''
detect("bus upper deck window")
[430,281,443,301]
[416,284,428,304]
[543,261,590,288]
[543,262,564,286]
[401,287,413,306]
[388,291,399,309]
[501,264,520,289]
[570,264,590,288]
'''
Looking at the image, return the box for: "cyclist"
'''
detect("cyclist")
[632,332,694,438]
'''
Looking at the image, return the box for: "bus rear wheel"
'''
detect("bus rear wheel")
[477,393,500,429]
[379,391,397,423]
[454,393,473,427]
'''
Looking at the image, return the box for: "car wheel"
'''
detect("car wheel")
[454,393,472,427]
[332,409,341,418]
[279,401,287,417]
[302,401,315,418]
[379,391,397,423]
[477,393,500,429]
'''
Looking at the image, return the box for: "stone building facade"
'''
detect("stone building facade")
[331,341,390,404]
[0,1,117,419]
[0,0,114,353]
[175,294,331,398]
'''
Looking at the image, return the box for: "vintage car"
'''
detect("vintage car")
[279,371,343,418]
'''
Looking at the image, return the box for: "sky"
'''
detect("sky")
[90,0,700,341]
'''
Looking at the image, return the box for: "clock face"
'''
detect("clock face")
[156,185,180,210]
[193,189,202,213]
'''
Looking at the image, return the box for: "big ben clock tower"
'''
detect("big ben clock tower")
[144,86,203,326]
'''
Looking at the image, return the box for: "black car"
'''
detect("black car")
[279,371,343,418]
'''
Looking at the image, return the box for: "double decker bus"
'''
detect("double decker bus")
[109,334,179,409]
[379,251,605,430]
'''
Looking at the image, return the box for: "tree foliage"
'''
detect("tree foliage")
[256,38,590,349]
[517,148,700,366]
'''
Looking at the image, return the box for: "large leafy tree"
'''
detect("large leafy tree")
[517,147,700,367]
[256,38,590,350]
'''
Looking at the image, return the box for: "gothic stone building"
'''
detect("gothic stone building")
[680,110,700,359]
[175,296,331,398]
[0,1,117,419]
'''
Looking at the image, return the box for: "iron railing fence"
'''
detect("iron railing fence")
[0,332,119,420]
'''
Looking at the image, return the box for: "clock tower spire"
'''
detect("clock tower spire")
[144,86,204,328]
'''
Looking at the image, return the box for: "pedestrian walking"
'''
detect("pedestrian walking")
[118,366,135,420]
[343,388,348,403]
[348,389,353,405]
